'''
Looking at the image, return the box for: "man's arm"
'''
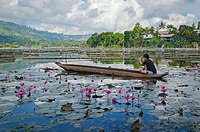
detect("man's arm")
[139,58,144,65]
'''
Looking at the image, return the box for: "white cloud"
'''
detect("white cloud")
[164,13,196,27]
[0,0,199,34]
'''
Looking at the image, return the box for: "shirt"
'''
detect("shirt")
[143,59,157,74]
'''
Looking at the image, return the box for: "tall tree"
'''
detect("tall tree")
[197,21,200,29]
[133,23,145,47]
[158,22,166,30]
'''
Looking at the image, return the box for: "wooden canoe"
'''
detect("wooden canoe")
[55,62,169,79]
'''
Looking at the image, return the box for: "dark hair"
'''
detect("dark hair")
[143,54,149,59]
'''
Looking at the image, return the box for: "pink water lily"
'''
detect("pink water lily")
[28,73,32,77]
[112,98,117,103]
[20,82,24,86]
[86,94,91,100]
[80,89,84,98]
[117,89,122,94]
[106,89,111,95]
[131,95,135,100]
[27,86,32,91]
[80,89,84,93]
[146,80,150,83]
[86,87,93,91]
[161,88,167,93]
[44,81,47,85]
[93,88,97,92]
[126,90,130,93]
[33,85,36,89]
[161,86,166,89]
[18,89,24,99]
[124,94,130,104]
[124,94,130,99]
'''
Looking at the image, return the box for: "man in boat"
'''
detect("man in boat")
[140,54,157,75]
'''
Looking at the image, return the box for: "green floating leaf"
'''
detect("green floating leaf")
[158,93,168,97]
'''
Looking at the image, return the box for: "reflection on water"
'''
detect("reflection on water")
[0,51,200,131]
[169,60,194,67]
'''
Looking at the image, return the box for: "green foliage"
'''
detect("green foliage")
[172,25,199,48]
[0,21,90,45]
[198,21,200,29]
[86,32,123,48]
[0,43,20,48]
[87,21,200,48]
[1,20,200,48]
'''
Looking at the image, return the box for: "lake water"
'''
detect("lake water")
[0,52,200,131]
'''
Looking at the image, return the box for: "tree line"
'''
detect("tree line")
[86,21,200,48]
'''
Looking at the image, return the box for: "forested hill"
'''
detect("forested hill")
[0,21,90,45]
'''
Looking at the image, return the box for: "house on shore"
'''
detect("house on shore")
[143,34,153,40]
[193,30,200,36]
[158,30,174,42]
[193,30,200,49]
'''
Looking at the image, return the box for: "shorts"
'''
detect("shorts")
[147,71,154,75]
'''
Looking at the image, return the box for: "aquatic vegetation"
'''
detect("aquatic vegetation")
[17,89,24,99]
[0,54,199,131]
[111,97,117,103]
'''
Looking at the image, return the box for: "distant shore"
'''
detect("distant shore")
[0,47,199,54]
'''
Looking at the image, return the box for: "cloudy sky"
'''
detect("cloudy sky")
[0,0,200,35]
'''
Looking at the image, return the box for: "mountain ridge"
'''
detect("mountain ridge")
[0,21,91,45]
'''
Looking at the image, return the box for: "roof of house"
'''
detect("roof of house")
[159,34,174,38]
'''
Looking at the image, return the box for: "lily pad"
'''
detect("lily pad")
[61,103,74,112]
[158,93,168,97]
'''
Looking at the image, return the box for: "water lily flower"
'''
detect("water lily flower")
[44,81,47,85]
[18,89,24,99]
[112,98,117,103]
[161,86,166,89]
[93,88,97,91]
[86,87,93,91]
[86,94,91,100]
[146,80,150,83]
[28,73,32,77]
[80,89,84,98]
[161,88,167,93]
[80,89,84,93]
[106,89,111,95]
[124,94,130,104]
[126,90,130,93]
[33,85,36,89]
[131,95,135,100]
[27,86,32,91]
[117,89,122,94]
[20,82,24,86]
[124,94,130,100]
